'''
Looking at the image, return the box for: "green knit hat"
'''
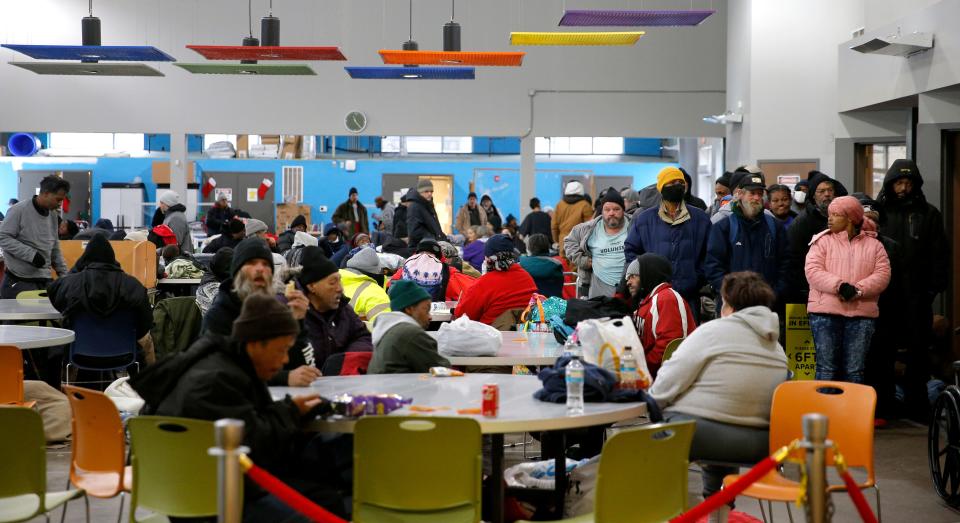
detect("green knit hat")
[389,280,431,311]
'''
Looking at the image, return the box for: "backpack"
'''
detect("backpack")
[401,252,446,301]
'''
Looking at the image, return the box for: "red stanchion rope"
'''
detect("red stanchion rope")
[239,455,348,523]
[835,452,879,523]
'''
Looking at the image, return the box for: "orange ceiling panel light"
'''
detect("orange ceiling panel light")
[379,50,524,67]
[510,31,644,46]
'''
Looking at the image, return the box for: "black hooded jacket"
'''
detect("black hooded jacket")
[47,235,152,338]
[876,160,949,301]
[786,171,848,302]
[680,168,708,211]
[405,188,446,247]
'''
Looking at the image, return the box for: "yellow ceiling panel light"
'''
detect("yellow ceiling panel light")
[509,31,644,46]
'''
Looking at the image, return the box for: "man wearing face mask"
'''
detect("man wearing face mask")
[704,173,790,305]
[786,171,848,304]
[791,179,809,214]
[624,167,711,311]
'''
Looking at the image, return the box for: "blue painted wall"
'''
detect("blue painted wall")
[0,156,673,230]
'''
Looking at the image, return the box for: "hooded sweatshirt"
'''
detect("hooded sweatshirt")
[368,311,450,374]
[631,254,697,376]
[649,305,788,427]
[162,203,193,254]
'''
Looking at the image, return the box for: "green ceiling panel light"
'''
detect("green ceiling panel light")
[9,61,164,76]
[173,63,315,75]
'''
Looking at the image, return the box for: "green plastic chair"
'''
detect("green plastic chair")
[661,338,684,363]
[15,290,48,300]
[521,420,696,523]
[354,416,482,523]
[0,407,86,523]
[127,416,219,522]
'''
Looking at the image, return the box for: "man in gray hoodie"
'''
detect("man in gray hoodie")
[368,280,450,374]
[0,175,70,298]
[158,190,193,254]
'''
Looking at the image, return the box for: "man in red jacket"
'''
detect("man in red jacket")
[454,234,537,325]
[626,252,697,377]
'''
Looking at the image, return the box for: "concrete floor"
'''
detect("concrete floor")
[31,419,960,522]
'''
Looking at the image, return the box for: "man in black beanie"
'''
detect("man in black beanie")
[277,214,309,253]
[202,237,319,387]
[298,246,373,371]
[131,293,349,519]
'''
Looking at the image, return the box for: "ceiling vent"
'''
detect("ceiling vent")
[850,31,933,57]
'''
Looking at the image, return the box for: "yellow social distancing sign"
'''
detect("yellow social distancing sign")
[785,304,815,380]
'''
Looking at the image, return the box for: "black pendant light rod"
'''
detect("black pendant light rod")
[409,0,413,41]
[269,0,274,16]
[248,0,253,37]
[89,0,93,17]
[451,0,455,20]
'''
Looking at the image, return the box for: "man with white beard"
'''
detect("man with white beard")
[704,172,790,306]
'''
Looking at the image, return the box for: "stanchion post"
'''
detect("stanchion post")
[802,413,833,523]
[211,419,247,523]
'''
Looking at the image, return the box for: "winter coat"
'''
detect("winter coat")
[205,206,234,236]
[276,229,296,253]
[804,229,891,318]
[202,233,242,254]
[786,173,848,304]
[518,255,565,298]
[405,188,446,247]
[368,312,450,374]
[635,282,697,377]
[150,296,203,359]
[552,195,593,258]
[332,200,370,235]
[485,206,503,231]
[130,334,305,479]
[563,216,632,298]
[519,210,553,241]
[454,263,538,325]
[48,261,153,339]
[303,299,373,369]
[623,205,711,301]
[392,204,409,240]
[649,306,788,427]
[455,204,487,234]
[704,203,790,299]
[635,184,662,213]
[340,268,391,323]
[462,240,486,270]
[876,171,949,305]
[163,203,194,254]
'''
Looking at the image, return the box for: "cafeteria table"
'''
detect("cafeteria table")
[0,325,75,349]
[272,373,647,523]
[0,298,61,321]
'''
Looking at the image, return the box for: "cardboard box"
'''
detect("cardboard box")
[236,135,249,158]
[249,144,279,159]
[260,135,281,145]
[276,203,311,231]
[60,240,158,288]
[151,161,196,185]
[281,135,303,160]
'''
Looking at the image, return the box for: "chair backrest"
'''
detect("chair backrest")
[769,381,876,481]
[354,416,482,518]
[0,407,47,500]
[661,338,684,363]
[69,310,139,360]
[128,416,218,519]
[63,385,126,488]
[0,345,25,403]
[15,289,48,299]
[594,420,695,523]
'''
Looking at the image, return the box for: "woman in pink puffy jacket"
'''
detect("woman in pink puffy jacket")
[804,196,890,383]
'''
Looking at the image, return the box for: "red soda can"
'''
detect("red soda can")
[482,383,499,417]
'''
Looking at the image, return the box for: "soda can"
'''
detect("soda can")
[482,383,499,417]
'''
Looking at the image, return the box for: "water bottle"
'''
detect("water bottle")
[566,355,585,416]
[618,346,640,391]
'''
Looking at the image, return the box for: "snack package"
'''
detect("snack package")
[429,367,465,377]
[285,280,296,294]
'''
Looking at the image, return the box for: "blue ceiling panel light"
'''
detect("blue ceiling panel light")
[2,44,175,62]
[345,66,475,80]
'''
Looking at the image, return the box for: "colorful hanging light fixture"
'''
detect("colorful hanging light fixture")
[559,9,715,27]
[4,0,172,76]
[509,32,644,46]
[345,66,474,80]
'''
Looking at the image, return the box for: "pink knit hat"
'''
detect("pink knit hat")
[828,195,876,231]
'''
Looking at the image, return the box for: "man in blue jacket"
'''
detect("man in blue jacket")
[624,167,711,310]
[704,172,790,303]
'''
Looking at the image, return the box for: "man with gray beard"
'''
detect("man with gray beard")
[704,172,790,304]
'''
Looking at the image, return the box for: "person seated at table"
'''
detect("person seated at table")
[202,218,246,254]
[276,214,308,253]
[623,253,696,378]
[47,234,155,364]
[131,294,349,520]
[339,246,391,323]
[649,271,787,502]
[389,239,476,302]
[369,280,451,374]
[454,234,537,326]
[203,237,317,387]
[439,240,481,278]
[518,233,564,298]
[195,246,233,316]
[298,246,374,373]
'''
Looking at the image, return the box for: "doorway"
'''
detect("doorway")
[944,131,960,359]
[594,176,634,199]
[853,143,907,198]
[200,172,275,231]
[18,170,91,223]
[382,174,454,234]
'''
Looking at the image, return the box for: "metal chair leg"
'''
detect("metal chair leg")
[785,501,795,523]
[758,499,768,523]
[59,477,70,523]
[767,500,775,522]
[84,493,90,523]
[116,492,125,523]
[874,485,882,522]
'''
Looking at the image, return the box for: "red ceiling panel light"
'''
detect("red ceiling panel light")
[379,50,523,67]
[187,45,346,61]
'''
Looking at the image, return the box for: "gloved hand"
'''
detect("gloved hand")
[31,252,45,268]
[838,282,858,301]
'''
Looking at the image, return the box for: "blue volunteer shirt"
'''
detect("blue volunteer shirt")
[588,223,628,286]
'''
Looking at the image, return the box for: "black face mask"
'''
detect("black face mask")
[661,185,685,204]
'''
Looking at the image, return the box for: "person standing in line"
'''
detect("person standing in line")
[332,187,369,236]
[480,194,503,231]
[158,190,194,254]
[563,189,630,299]
[766,184,797,227]
[454,192,488,235]
[518,197,553,241]
[710,172,733,216]
[553,180,593,260]
[405,180,446,247]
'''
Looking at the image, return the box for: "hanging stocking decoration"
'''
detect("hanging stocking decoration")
[257,178,273,200]
[201,177,217,198]
[62,193,71,214]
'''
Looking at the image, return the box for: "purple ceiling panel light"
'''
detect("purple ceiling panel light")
[559,9,715,27]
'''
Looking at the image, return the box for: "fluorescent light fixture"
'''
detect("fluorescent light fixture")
[509,32,644,46]
[379,50,524,67]
[2,44,175,62]
[9,61,164,76]
[850,31,933,57]
[345,66,475,80]
[186,45,347,61]
[702,112,743,125]
[559,9,715,27]
[173,63,316,75]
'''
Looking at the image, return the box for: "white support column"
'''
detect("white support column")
[169,131,188,199]
[520,134,536,217]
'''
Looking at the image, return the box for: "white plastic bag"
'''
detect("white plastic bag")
[436,316,502,357]
[575,316,653,389]
[104,376,145,414]
[564,455,599,517]
[505,458,585,490]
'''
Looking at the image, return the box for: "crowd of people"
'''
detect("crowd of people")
[3,162,949,519]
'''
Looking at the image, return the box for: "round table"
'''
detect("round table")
[0,299,61,321]
[430,331,563,366]
[0,325,75,349]
[157,278,202,285]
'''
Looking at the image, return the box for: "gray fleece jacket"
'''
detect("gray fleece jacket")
[649,306,788,427]
[162,205,193,254]
[0,198,68,279]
